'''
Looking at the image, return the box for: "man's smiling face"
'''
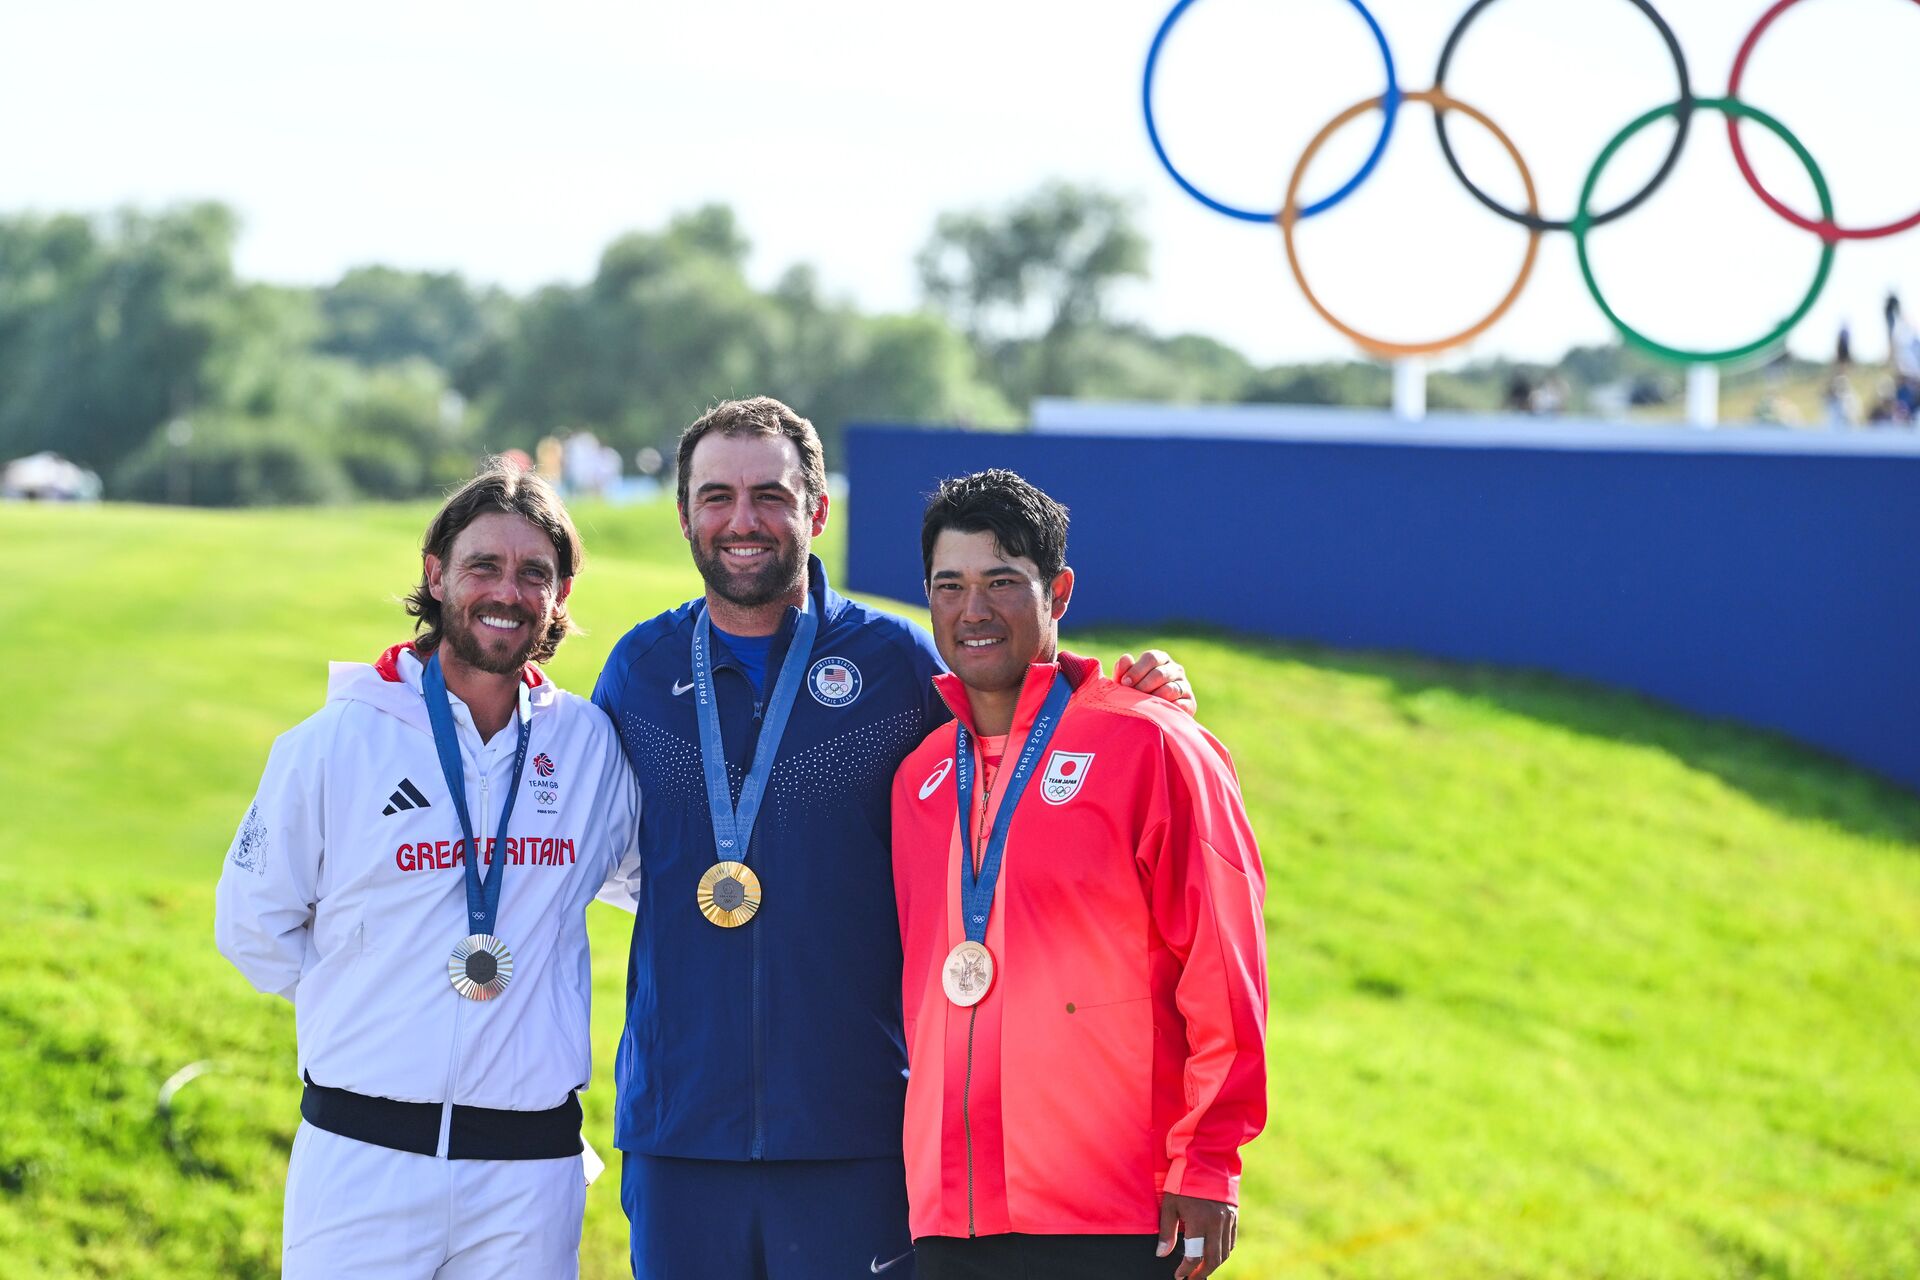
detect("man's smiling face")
[927,527,1071,699]
[680,431,826,611]
[425,511,569,675]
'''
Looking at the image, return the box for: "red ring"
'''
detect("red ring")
[1727,0,1920,242]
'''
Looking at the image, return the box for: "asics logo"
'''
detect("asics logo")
[672,679,695,696]
[870,1250,913,1274]
[918,758,954,800]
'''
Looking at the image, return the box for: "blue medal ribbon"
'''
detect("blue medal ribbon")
[691,603,819,866]
[422,651,530,939]
[954,673,1073,943]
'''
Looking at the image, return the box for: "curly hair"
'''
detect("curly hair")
[404,461,585,665]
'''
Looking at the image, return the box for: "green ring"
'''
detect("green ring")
[1573,97,1834,366]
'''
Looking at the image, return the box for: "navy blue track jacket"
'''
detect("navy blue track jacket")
[593,558,947,1160]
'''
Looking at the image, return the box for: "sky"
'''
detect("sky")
[2,0,1915,367]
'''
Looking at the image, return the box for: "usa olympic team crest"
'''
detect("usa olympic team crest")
[808,656,862,707]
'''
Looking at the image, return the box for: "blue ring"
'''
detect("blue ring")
[1143,0,1401,223]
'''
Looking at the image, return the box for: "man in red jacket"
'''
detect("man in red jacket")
[890,470,1268,1280]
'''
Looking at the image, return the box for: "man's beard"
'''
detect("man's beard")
[439,606,540,675]
[691,533,806,609]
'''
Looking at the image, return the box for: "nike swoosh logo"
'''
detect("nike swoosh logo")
[672,679,695,696]
[871,1250,914,1274]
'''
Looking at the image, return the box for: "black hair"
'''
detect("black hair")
[919,469,1069,588]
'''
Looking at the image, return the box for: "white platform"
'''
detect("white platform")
[1028,398,1920,457]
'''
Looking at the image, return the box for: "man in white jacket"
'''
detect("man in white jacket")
[216,463,641,1278]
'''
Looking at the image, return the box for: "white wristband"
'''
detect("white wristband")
[1184,1236,1206,1258]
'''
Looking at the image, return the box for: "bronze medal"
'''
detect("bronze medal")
[942,940,994,1007]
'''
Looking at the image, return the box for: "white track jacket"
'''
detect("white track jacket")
[216,644,641,1112]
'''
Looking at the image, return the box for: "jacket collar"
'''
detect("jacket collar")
[934,649,1102,738]
[374,641,546,688]
[689,553,846,673]
[695,553,847,628]
[806,555,850,627]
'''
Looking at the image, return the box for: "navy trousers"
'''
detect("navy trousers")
[623,1151,915,1280]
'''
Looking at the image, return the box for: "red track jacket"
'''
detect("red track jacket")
[891,652,1268,1239]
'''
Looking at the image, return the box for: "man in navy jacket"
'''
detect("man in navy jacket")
[594,398,1193,1279]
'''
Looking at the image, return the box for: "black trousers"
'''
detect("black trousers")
[914,1233,1181,1280]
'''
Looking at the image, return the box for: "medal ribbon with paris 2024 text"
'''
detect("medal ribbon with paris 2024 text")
[423,651,530,998]
[691,600,819,913]
[955,673,1073,946]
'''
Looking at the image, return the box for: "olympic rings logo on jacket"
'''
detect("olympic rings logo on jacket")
[1143,0,1920,364]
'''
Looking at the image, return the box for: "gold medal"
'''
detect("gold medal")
[448,934,513,1000]
[698,861,762,927]
[942,940,994,1007]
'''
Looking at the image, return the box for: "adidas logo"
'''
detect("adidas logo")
[382,778,432,817]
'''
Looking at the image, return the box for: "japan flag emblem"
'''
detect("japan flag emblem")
[1040,751,1094,805]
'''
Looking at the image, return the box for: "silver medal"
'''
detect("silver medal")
[448,933,513,1000]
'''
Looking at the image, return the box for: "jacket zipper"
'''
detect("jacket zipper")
[749,690,767,1160]
[932,673,1066,1240]
[961,732,985,1235]
[435,762,486,1158]
[722,619,783,1160]
[963,1005,979,1235]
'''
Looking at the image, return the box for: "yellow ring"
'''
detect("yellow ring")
[1278,88,1541,359]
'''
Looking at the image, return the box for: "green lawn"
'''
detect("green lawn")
[3,499,1918,1278]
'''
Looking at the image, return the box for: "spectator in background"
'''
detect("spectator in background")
[1529,374,1569,417]
[1826,323,1861,428]
[1867,377,1902,426]
[1504,374,1534,414]
[562,430,609,498]
[536,435,564,486]
[1885,294,1920,424]
[1824,375,1862,429]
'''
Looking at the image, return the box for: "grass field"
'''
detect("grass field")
[3,498,1919,1279]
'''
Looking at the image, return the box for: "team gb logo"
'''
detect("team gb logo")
[808,656,862,707]
[1041,752,1093,805]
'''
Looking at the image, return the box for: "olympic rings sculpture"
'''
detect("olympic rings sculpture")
[1142,0,1920,364]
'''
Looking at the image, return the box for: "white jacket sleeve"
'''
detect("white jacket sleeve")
[215,718,329,1000]
[594,751,643,914]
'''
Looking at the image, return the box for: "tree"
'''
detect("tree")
[481,205,780,454]
[318,266,511,390]
[0,203,242,472]
[917,183,1149,402]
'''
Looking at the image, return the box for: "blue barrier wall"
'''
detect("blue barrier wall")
[845,422,1920,793]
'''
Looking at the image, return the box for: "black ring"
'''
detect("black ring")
[1432,0,1694,233]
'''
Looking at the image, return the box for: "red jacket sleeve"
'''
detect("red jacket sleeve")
[1142,722,1268,1204]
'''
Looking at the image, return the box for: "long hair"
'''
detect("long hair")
[404,461,585,664]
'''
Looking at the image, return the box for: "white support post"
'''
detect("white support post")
[1685,363,1720,428]
[1392,356,1428,422]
